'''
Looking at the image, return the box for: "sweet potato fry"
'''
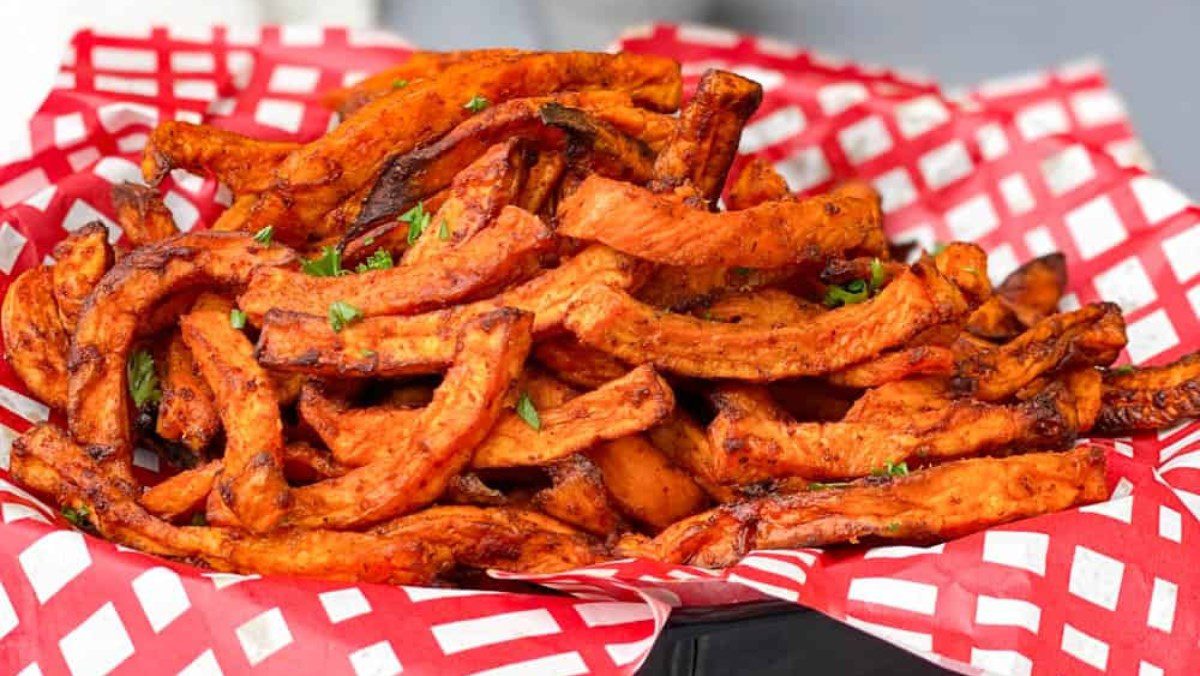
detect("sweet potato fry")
[827,346,956,388]
[69,232,294,482]
[516,150,568,215]
[558,174,885,268]
[725,157,789,210]
[155,332,220,453]
[282,441,348,482]
[141,120,299,193]
[645,413,739,502]
[954,303,1126,401]
[650,69,763,202]
[284,308,532,528]
[2,266,70,409]
[240,52,682,242]
[769,379,859,422]
[588,435,708,531]
[181,294,288,532]
[967,253,1067,340]
[533,336,630,389]
[635,264,800,310]
[537,102,657,183]
[694,288,823,326]
[471,365,675,468]
[257,244,641,377]
[241,205,553,319]
[532,455,627,537]
[111,182,181,246]
[50,222,114,331]
[1095,352,1200,433]
[707,382,1076,482]
[625,447,1107,566]
[139,460,220,520]
[563,254,977,381]
[298,381,420,467]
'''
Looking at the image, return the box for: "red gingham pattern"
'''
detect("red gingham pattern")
[0,22,1196,675]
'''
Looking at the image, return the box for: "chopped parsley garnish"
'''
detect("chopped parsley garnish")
[463,94,489,113]
[328,300,363,333]
[515,392,541,430]
[438,219,450,240]
[362,236,376,246]
[1112,365,1136,375]
[400,202,432,245]
[62,505,91,530]
[252,225,274,245]
[886,521,901,533]
[392,78,409,89]
[127,349,161,409]
[301,246,349,277]
[355,249,394,273]
[732,267,752,277]
[869,257,885,291]
[809,480,854,491]
[360,349,377,359]
[872,461,909,478]
[824,279,869,308]
[229,308,247,329]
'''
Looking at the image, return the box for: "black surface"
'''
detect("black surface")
[639,603,951,676]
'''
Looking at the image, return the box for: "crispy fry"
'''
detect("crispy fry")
[532,455,627,537]
[298,381,420,467]
[533,336,630,389]
[635,264,800,310]
[69,232,294,482]
[726,157,789,210]
[284,308,532,528]
[1095,352,1200,433]
[588,435,708,531]
[111,182,181,246]
[954,303,1126,401]
[564,254,977,381]
[650,69,762,202]
[2,266,70,409]
[155,332,220,453]
[181,294,288,532]
[538,102,657,183]
[646,413,739,502]
[51,222,114,332]
[471,365,675,468]
[967,253,1067,340]
[282,441,348,482]
[139,460,220,520]
[694,288,823,326]
[827,346,956,388]
[141,121,299,193]
[624,447,1107,566]
[239,52,682,243]
[516,150,568,215]
[257,245,641,377]
[559,174,885,268]
[241,205,553,320]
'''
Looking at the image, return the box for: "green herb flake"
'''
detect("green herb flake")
[328,300,364,333]
[252,225,274,245]
[355,248,394,273]
[962,266,979,275]
[824,279,869,308]
[392,78,409,89]
[463,94,489,113]
[360,349,377,359]
[438,219,450,241]
[809,480,853,491]
[362,236,376,246]
[62,505,91,530]
[515,392,541,431]
[400,202,432,245]
[301,246,349,277]
[872,461,910,478]
[732,267,752,277]
[127,349,161,409]
[868,257,885,291]
[1112,365,1136,375]
[229,308,247,329]
[886,521,901,533]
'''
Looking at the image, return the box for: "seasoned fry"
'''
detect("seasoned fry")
[142,120,299,193]
[241,205,553,319]
[588,435,708,531]
[516,150,568,215]
[646,414,739,502]
[298,381,420,467]
[827,345,956,388]
[559,174,885,268]
[111,182,181,246]
[1095,353,1200,433]
[532,455,627,537]
[650,69,763,202]
[2,266,70,409]
[694,288,823,326]
[282,441,349,482]
[139,461,220,520]
[155,332,220,453]
[50,222,114,332]
[533,336,630,389]
[635,264,800,310]
[471,365,674,468]
[623,447,1107,566]
[726,157,789,210]
[968,253,1067,340]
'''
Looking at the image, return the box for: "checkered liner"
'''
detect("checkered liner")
[0,22,1196,676]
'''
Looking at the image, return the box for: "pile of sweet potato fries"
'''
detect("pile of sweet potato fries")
[3,49,1197,584]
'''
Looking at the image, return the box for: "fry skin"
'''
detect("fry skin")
[588,434,709,531]
[1095,352,1200,433]
[141,120,299,193]
[110,182,181,246]
[827,345,956,388]
[725,157,789,210]
[694,288,823,326]
[558,174,885,268]
[532,455,628,537]
[533,336,630,389]
[50,222,114,332]
[155,332,220,453]
[241,205,554,320]
[2,266,70,409]
[139,460,220,520]
[622,447,1107,566]
[298,381,420,467]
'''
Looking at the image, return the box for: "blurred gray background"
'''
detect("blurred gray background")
[383,0,1200,197]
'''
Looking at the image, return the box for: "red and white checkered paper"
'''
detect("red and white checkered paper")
[0,22,1197,676]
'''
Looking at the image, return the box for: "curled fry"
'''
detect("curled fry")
[51,222,114,332]
[2,266,70,409]
[111,183,181,246]
[141,121,298,193]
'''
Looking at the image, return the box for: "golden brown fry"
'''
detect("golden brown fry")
[239,52,682,243]
[635,264,799,311]
[538,102,657,184]
[285,308,532,528]
[1063,367,1103,433]
[516,150,568,215]
[155,332,220,453]
[955,302,1126,401]
[967,253,1067,340]
[533,336,630,389]
[694,288,823,326]
[2,266,69,409]
[69,232,294,482]
[827,346,956,388]
[588,435,708,531]
[564,254,977,381]
[650,69,763,202]
[257,244,642,377]
[110,183,181,246]
[769,379,858,422]
[646,414,739,502]
[725,157,789,210]
[624,447,1107,566]
[282,441,348,482]
[558,174,885,268]
[241,205,553,320]
[298,381,420,467]
[51,222,114,332]
[139,460,220,520]
[181,294,288,533]
[1095,352,1200,433]
[532,455,627,537]
[471,365,675,468]
[141,121,299,193]
[707,382,1076,482]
